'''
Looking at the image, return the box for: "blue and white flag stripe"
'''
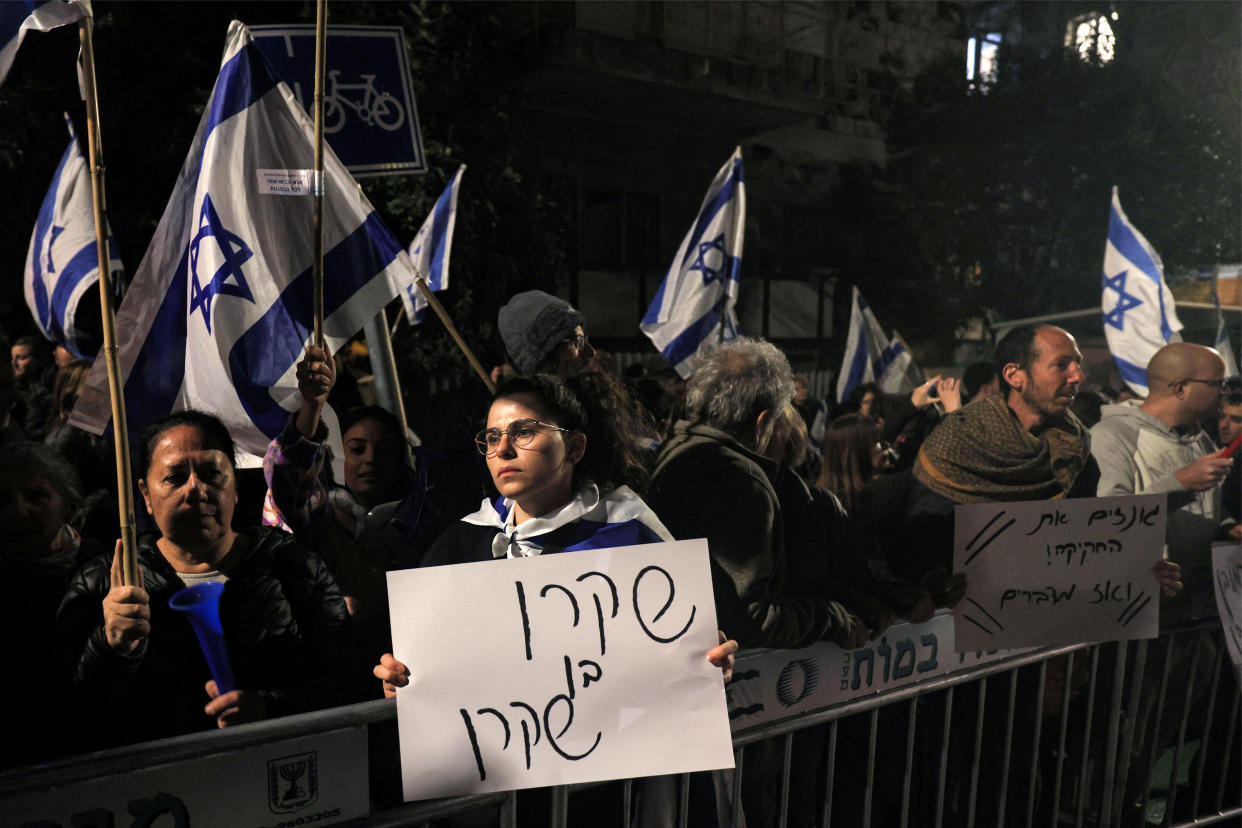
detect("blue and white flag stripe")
[402,165,464,323]
[0,0,88,87]
[1102,187,1183,396]
[837,287,921,402]
[464,484,672,558]
[25,114,124,358]
[641,147,744,378]
[69,22,413,458]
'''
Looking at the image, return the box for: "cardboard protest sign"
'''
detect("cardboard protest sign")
[387,539,734,801]
[953,495,1166,651]
[1211,543,1242,669]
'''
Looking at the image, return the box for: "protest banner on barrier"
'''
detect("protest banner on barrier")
[387,539,734,801]
[952,494,1167,651]
[1212,542,1242,669]
[0,727,368,827]
[726,611,1025,731]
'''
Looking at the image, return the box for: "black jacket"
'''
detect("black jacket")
[56,527,373,751]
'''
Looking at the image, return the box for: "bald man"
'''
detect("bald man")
[1090,342,1235,617]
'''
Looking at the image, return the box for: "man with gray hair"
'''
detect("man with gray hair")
[647,337,868,650]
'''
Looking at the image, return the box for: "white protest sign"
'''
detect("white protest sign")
[387,539,734,801]
[1211,543,1242,668]
[953,494,1166,651]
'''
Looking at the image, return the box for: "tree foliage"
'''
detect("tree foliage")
[825,41,1240,348]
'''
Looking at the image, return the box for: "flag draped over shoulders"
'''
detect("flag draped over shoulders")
[25,114,124,359]
[69,21,413,458]
[1102,187,1182,396]
[641,147,745,379]
[401,164,464,323]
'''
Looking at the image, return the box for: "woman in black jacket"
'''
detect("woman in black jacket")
[56,409,371,752]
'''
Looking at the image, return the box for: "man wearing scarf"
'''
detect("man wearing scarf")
[914,325,1096,504]
[864,326,1181,606]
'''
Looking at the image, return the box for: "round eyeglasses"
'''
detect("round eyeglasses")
[475,418,572,456]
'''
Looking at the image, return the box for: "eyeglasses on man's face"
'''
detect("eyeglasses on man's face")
[1176,378,1229,392]
[475,418,572,456]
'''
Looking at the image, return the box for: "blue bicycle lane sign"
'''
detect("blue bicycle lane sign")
[251,25,427,178]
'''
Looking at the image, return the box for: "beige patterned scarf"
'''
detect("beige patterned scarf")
[913,394,1089,503]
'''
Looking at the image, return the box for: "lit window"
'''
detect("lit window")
[1066,11,1117,63]
[966,32,1002,86]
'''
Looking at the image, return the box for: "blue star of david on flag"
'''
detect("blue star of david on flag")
[689,234,728,286]
[1102,269,1143,331]
[189,193,255,333]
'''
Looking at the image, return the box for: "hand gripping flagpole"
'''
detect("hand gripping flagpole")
[311,0,327,348]
[79,17,138,586]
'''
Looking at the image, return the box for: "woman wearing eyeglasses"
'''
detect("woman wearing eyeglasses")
[375,372,737,690]
[403,372,667,567]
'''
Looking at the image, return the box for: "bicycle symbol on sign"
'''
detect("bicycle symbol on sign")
[322,70,405,134]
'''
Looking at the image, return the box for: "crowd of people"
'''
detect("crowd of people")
[1,288,1237,823]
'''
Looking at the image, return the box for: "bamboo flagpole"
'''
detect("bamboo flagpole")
[78,17,138,585]
[311,0,327,347]
[413,275,496,394]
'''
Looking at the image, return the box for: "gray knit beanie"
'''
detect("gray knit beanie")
[497,290,586,376]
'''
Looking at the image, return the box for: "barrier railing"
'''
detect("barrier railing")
[3,618,1237,827]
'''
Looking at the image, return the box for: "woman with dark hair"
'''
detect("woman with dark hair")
[56,409,370,752]
[372,373,736,825]
[420,371,662,564]
[375,371,735,685]
[846,381,883,423]
[816,413,892,512]
[264,346,468,652]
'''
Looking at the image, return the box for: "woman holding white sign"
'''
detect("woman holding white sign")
[374,371,737,691]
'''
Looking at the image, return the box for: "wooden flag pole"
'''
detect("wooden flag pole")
[79,18,138,585]
[362,310,413,466]
[311,0,327,347]
[414,276,496,393]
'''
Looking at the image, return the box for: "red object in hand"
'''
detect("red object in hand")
[1223,433,1242,459]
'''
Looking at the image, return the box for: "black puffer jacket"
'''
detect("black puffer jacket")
[56,527,373,751]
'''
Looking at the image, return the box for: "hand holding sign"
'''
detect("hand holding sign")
[952,495,1168,650]
[386,539,733,801]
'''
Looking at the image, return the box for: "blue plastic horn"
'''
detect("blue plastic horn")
[169,581,236,694]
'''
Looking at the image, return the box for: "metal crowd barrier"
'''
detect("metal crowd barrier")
[3,620,1237,827]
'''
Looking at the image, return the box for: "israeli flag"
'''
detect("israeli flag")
[836,287,922,403]
[0,0,88,87]
[24,113,124,359]
[1214,287,1240,380]
[69,21,414,459]
[641,147,744,379]
[401,165,464,324]
[1102,187,1183,396]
